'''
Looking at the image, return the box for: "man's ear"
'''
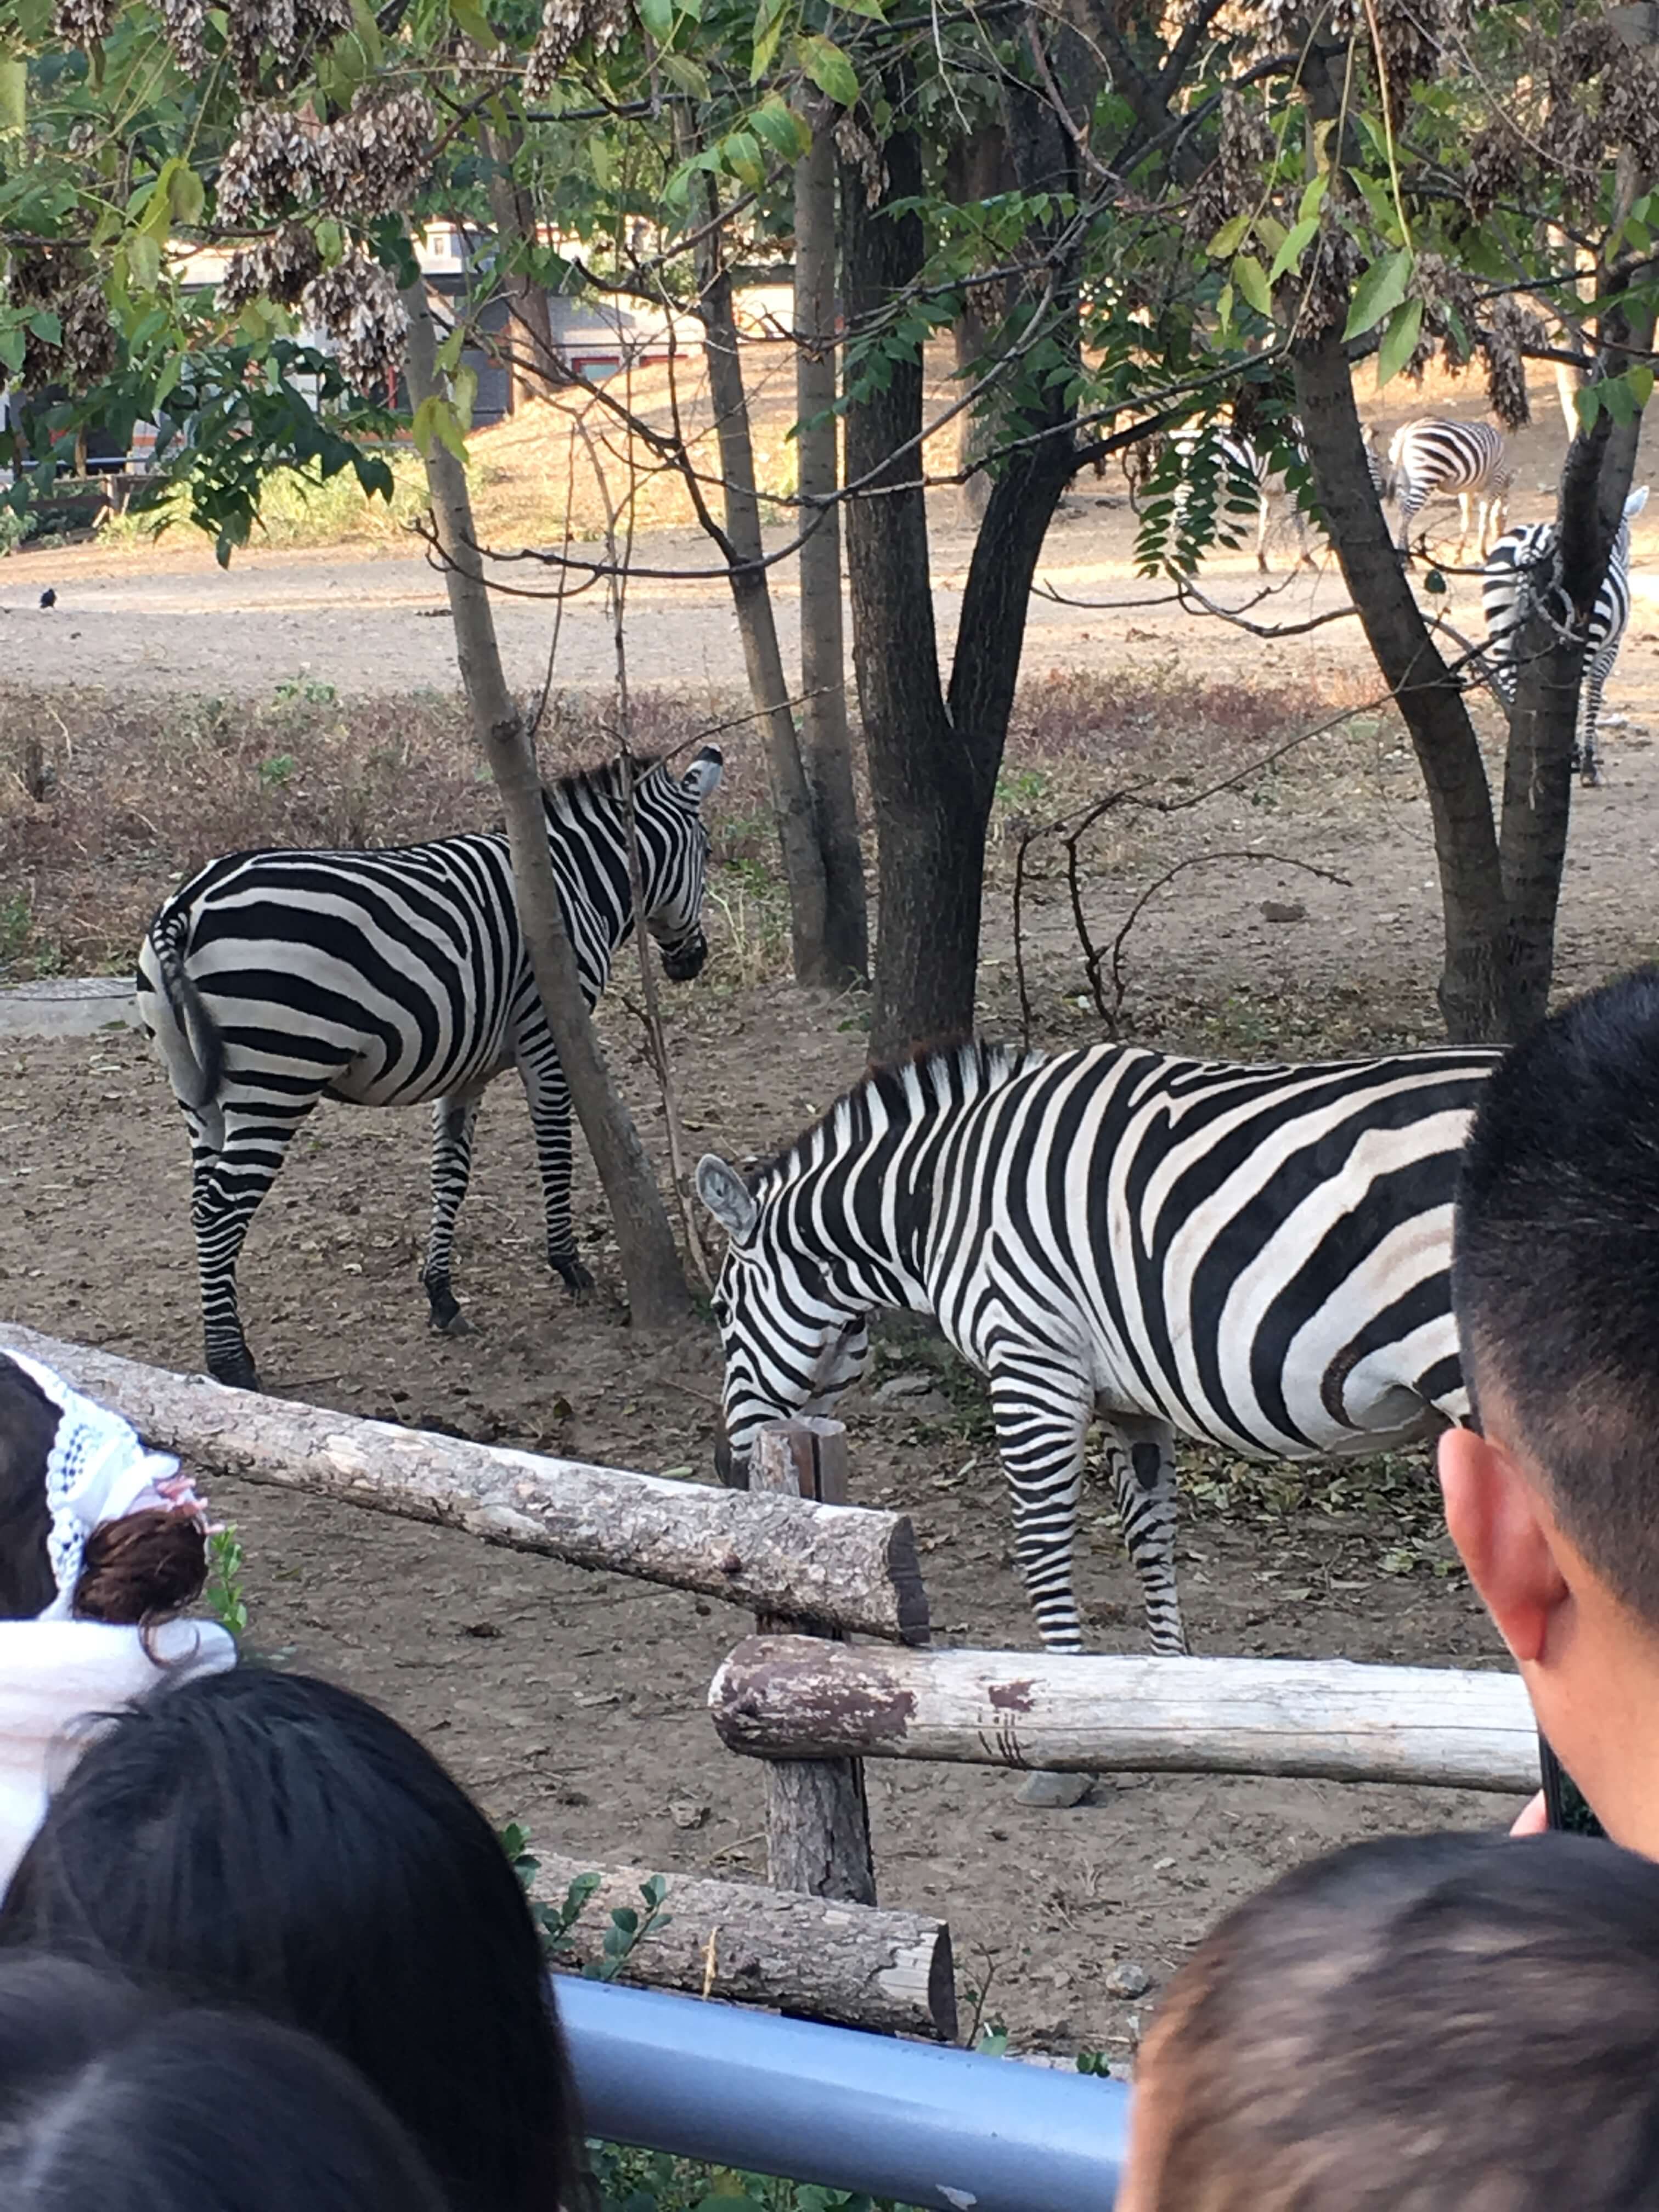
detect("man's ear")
[1438,1425,1570,1664]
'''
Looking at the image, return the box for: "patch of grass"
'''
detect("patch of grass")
[103,454,430,556]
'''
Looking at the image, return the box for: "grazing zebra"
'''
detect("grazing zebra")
[1169,424,1390,571]
[138,747,724,1391]
[1388,418,1513,561]
[1482,487,1647,787]
[697,1039,1495,1673]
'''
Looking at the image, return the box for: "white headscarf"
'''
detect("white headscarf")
[3,1352,210,1622]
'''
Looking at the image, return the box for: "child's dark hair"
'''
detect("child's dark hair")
[0,1352,207,1625]
[0,1953,449,2211]
[1138,1831,1659,2212]
[0,1668,581,2212]
[1453,966,1659,1623]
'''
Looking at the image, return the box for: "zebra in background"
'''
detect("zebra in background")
[698,1040,1494,1796]
[138,747,724,1391]
[1389,418,1513,561]
[1167,421,1390,571]
[1482,487,1647,786]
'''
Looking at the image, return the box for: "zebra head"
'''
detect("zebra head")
[695,1153,871,1488]
[641,746,724,983]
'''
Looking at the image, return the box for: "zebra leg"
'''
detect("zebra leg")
[987,1356,1094,1809]
[188,1105,312,1392]
[1579,669,1604,786]
[517,1045,595,1297]
[1107,1414,1188,1656]
[424,1085,488,1333]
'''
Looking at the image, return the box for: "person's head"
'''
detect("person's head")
[1121,1829,1659,2212]
[0,1669,580,2212]
[0,1953,449,2210]
[1440,967,1659,1845]
[0,1352,207,1627]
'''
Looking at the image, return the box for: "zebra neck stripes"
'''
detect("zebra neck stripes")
[699,1037,1498,1658]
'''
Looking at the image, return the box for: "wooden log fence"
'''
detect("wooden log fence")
[0,1327,929,1645]
[710,1636,1542,1796]
[534,1850,956,2041]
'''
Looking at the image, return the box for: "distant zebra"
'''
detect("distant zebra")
[1169,423,1390,571]
[697,1041,1494,1669]
[138,748,724,1391]
[1482,487,1647,786]
[1388,418,1513,561]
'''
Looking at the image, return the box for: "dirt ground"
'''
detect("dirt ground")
[3,381,1658,2059]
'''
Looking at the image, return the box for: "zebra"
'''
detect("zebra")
[1481,486,1647,787]
[138,747,724,1392]
[1168,423,1390,571]
[697,1038,1494,1686]
[1387,418,1513,562]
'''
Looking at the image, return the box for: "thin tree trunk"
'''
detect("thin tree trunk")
[400,280,690,1327]
[691,178,831,983]
[944,127,1015,529]
[794,119,868,988]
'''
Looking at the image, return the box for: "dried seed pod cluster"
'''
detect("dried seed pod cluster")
[523,0,627,101]
[300,254,408,390]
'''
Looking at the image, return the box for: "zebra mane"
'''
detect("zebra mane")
[748,1037,1037,1195]
[541,754,666,811]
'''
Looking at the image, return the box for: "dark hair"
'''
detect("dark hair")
[0,1354,207,1626]
[1453,966,1659,1621]
[0,1954,450,2211]
[1140,1830,1659,2212]
[0,1669,580,2212]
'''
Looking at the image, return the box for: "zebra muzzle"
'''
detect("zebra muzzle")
[659,932,708,984]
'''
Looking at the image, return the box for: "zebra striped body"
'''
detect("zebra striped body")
[1481,487,1647,786]
[1170,424,1389,572]
[697,1039,1496,1658]
[138,748,723,1390]
[1388,418,1512,561]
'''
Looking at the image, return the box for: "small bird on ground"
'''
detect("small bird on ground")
[38,588,55,609]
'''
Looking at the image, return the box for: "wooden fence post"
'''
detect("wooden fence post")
[751,1420,878,1906]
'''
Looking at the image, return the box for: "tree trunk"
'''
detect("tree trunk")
[400,280,690,1327]
[690,182,832,984]
[944,126,1016,529]
[793,119,869,988]
[1291,323,1519,1041]
[0,1323,934,1642]
[710,1635,1540,1794]
[483,119,558,405]
[841,109,981,1057]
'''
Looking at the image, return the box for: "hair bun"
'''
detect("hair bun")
[74,1509,208,1628]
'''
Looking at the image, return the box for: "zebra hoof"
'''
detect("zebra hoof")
[431,1308,475,1337]
[209,1352,261,1393]
[1015,1770,1093,1809]
[551,1256,595,1297]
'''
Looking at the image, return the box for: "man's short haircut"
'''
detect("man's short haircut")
[1140,1830,1659,2212]
[1453,964,1659,1624]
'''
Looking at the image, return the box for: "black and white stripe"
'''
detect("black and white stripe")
[1388,418,1513,560]
[138,747,724,1390]
[1481,487,1647,786]
[1170,423,1389,572]
[697,1039,1494,1657]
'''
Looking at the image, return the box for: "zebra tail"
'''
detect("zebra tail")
[146,912,226,1150]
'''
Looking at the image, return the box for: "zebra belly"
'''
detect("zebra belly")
[323,1036,515,1108]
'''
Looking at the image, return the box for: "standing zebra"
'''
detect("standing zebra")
[697,1039,1493,1680]
[1482,487,1647,787]
[1388,418,1513,561]
[138,747,724,1391]
[1168,423,1390,571]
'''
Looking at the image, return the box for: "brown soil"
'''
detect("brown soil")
[3,360,1658,2058]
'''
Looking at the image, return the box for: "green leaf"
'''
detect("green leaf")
[1603,372,1636,425]
[720,127,765,188]
[1206,210,1251,259]
[659,49,711,96]
[1629,362,1655,410]
[749,0,787,78]
[751,92,812,161]
[1232,253,1272,317]
[0,57,24,136]
[126,232,162,292]
[1298,172,1328,223]
[1268,215,1318,284]
[797,31,857,106]
[1215,279,1234,331]
[1345,247,1413,340]
[1375,295,1423,390]
[411,393,466,464]
[450,0,494,41]
[348,0,383,65]
[169,165,205,227]
[26,309,61,345]
[1424,567,1447,593]
[1255,212,1287,256]
[451,361,478,431]
[1575,381,1602,430]
[435,321,467,375]
[0,325,22,377]
[639,0,673,36]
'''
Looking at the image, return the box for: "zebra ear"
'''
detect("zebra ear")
[696,1153,759,1243]
[682,747,724,805]
[1625,486,1650,520]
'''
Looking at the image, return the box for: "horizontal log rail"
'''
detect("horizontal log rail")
[709,1637,1541,1795]
[0,1327,929,1645]
[537,1850,956,2041]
